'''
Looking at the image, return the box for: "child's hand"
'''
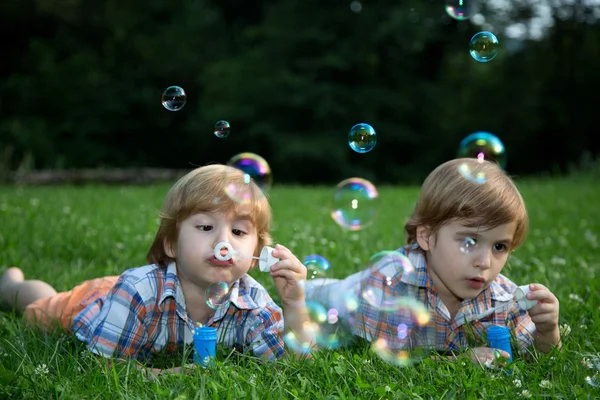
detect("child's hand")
[525,283,561,351]
[468,347,511,368]
[270,244,308,307]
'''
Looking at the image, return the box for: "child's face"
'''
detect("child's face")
[417,219,517,307]
[166,210,259,290]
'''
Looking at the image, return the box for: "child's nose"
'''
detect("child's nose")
[473,249,492,269]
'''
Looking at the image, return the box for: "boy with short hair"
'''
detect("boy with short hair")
[307,158,560,364]
[0,164,310,370]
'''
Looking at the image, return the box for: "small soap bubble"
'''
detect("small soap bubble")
[348,123,377,153]
[161,86,186,111]
[469,31,499,62]
[445,0,474,20]
[227,152,272,192]
[361,251,415,311]
[303,254,331,280]
[214,120,231,138]
[350,0,362,13]
[459,237,477,254]
[457,131,506,168]
[205,282,230,310]
[331,178,379,231]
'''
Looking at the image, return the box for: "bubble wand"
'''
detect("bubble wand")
[214,242,280,272]
[475,285,537,320]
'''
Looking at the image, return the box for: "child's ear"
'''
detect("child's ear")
[416,225,432,251]
[164,238,176,258]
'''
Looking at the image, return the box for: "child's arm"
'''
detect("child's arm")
[269,244,315,349]
[525,283,561,353]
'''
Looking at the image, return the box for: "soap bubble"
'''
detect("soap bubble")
[284,301,351,353]
[369,299,431,367]
[459,237,477,254]
[161,86,186,111]
[348,123,377,153]
[331,178,379,231]
[214,120,231,138]
[469,31,499,62]
[457,131,506,168]
[445,0,474,20]
[205,282,230,310]
[360,251,415,311]
[350,0,362,13]
[303,255,331,280]
[227,152,272,192]
[302,255,331,293]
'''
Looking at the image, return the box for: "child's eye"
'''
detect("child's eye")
[196,225,213,232]
[232,229,246,236]
[493,243,508,253]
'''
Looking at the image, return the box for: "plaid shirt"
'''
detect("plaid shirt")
[72,263,284,360]
[347,244,536,352]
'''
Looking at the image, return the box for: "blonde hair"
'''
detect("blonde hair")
[147,164,272,268]
[405,158,528,250]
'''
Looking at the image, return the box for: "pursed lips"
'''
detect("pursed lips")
[208,256,233,267]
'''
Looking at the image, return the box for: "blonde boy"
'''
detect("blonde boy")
[307,158,560,363]
[0,165,309,370]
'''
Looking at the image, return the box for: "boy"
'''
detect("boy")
[0,164,311,372]
[306,158,561,364]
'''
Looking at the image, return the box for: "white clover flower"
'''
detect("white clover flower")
[521,389,532,398]
[559,324,571,337]
[568,293,584,303]
[513,379,522,388]
[582,358,594,369]
[34,364,49,375]
[384,385,391,392]
[550,256,566,265]
[539,380,552,389]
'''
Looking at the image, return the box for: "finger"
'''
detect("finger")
[272,243,293,257]
[530,311,559,325]
[528,301,557,315]
[492,349,511,360]
[271,259,306,274]
[270,269,305,282]
[528,283,549,292]
[526,288,558,304]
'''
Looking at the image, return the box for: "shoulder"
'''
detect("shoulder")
[111,264,169,300]
[366,244,426,288]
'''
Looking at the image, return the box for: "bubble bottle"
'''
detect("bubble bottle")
[487,325,513,362]
[193,323,217,367]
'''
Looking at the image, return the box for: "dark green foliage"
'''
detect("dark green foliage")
[0,0,599,183]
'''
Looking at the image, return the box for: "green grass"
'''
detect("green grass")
[0,176,599,399]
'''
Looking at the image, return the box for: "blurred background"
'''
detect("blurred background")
[1,0,599,185]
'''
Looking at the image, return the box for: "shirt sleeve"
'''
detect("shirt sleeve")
[244,303,284,360]
[73,275,150,360]
[506,302,536,352]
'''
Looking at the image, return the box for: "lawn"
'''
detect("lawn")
[0,174,599,399]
